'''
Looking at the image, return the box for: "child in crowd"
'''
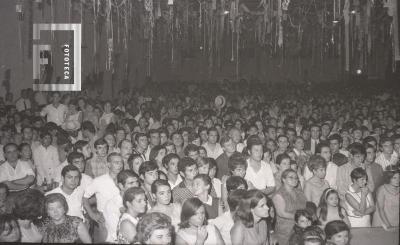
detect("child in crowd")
[317,188,350,228]
[288,209,313,245]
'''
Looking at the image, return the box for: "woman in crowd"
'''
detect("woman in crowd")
[149,145,168,173]
[128,153,144,176]
[273,169,307,245]
[288,209,313,245]
[149,179,182,230]
[372,165,399,229]
[345,168,375,227]
[324,220,350,245]
[176,197,224,245]
[117,187,147,244]
[136,212,173,245]
[193,174,222,219]
[37,193,91,243]
[231,189,275,245]
[317,188,350,228]
[304,156,330,206]
[13,189,44,242]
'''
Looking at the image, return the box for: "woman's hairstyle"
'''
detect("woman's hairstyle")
[127,154,143,170]
[276,153,291,166]
[350,167,368,183]
[73,140,89,152]
[281,169,297,183]
[228,152,247,171]
[13,189,44,221]
[179,198,206,229]
[318,188,345,221]
[295,209,313,223]
[162,153,180,169]
[135,212,172,244]
[149,145,166,162]
[324,220,350,240]
[383,164,400,184]
[0,214,19,241]
[308,155,327,172]
[45,193,69,214]
[194,174,212,193]
[302,225,325,245]
[117,170,139,186]
[151,179,171,194]
[234,189,266,228]
[139,160,158,176]
[226,176,248,193]
[123,187,146,209]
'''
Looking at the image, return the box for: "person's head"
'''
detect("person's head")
[206,157,218,179]
[162,153,180,175]
[235,190,269,228]
[383,164,400,187]
[347,143,366,166]
[171,132,183,147]
[198,146,207,158]
[128,154,144,174]
[324,220,350,245]
[149,145,167,165]
[21,126,33,141]
[151,179,172,205]
[136,212,172,245]
[328,134,342,154]
[3,143,19,163]
[227,189,247,212]
[123,187,147,214]
[107,152,124,175]
[362,136,377,150]
[226,176,248,193]
[45,193,68,222]
[308,155,327,179]
[12,189,44,221]
[281,169,299,188]
[61,165,81,191]
[74,140,92,159]
[178,157,198,180]
[193,174,211,196]
[302,226,326,245]
[119,139,133,158]
[196,157,210,175]
[164,142,176,154]
[364,143,376,164]
[0,214,21,242]
[350,167,368,188]
[67,151,86,173]
[294,209,312,229]
[310,125,320,140]
[207,127,219,144]
[184,144,199,161]
[94,138,109,157]
[247,136,263,161]
[139,161,159,186]
[316,143,331,162]
[277,134,289,151]
[318,188,344,222]
[380,136,394,155]
[228,152,247,178]
[135,133,149,151]
[294,136,305,151]
[179,198,207,228]
[148,129,161,147]
[220,136,236,154]
[276,153,291,171]
[51,92,61,104]
[81,121,96,137]
[104,132,116,149]
[117,170,140,192]
[159,129,169,145]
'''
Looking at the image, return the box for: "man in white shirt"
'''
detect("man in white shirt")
[40,92,68,126]
[83,153,123,242]
[46,165,85,220]
[15,89,31,112]
[104,170,140,243]
[202,127,224,159]
[67,152,93,190]
[375,136,399,169]
[33,130,60,185]
[0,143,35,192]
[244,137,275,195]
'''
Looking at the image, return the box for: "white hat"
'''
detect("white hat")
[215,95,226,109]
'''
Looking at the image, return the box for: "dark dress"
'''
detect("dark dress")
[37,215,82,243]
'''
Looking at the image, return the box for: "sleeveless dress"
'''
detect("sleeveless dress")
[372,184,399,227]
[37,215,82,243]
[117,212,139,244]
[274,187,307,245]
[235,220,269,245]
[177,224,218,245]
[345,185,372,227]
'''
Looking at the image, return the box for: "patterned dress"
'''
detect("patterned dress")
[37,215,82,243]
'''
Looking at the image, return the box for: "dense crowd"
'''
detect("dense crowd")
[0,81,399,245]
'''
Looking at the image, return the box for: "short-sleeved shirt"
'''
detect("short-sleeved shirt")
[83,174,119,212]
[46,186,85,220]
[245,159,275,190]
[0,160,35,184]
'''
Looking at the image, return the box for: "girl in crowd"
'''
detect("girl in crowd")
[317,188,350,228]
[104,132,119,154]
[0,214,21,242]
[136,212,173,245]
[288,209,313,245]
[273,169,307,245]
[231,189,275,245]
[128,153,144,176]
[149,179,182,230]
[372,165,399,229]
[117,187,147,244]
[304,156,330,206]
[149,145,168,173]
[193,174,222,219]
[176,197,224,245]
[324,220,350,245]
[274,153,292,190]
[345,167,375,227]
[38,193,91,243]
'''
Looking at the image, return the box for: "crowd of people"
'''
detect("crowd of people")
[0,81,399,245]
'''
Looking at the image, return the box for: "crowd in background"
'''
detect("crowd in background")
[0,80,399,245]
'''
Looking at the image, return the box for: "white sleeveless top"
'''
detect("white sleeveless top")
[117,213,139,244]
[345,185,372,227]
